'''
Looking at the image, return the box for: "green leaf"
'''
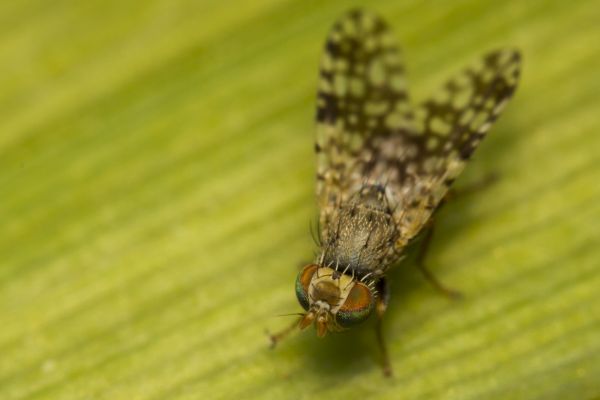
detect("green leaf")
[1,1,599,399]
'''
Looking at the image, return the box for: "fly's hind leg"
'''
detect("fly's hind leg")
[375,278,392,377]
[416,225,462,300]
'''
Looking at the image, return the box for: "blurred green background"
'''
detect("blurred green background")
[1,0,599,399]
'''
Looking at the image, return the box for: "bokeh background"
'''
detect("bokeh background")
[1,1,599,399]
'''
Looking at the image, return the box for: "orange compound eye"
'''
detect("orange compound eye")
[336,282,374,328]
[295,264,318,311]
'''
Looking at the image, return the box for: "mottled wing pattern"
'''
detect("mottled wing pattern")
[315,9,412,240]
[371,49,522,248]
[315,9,521,261]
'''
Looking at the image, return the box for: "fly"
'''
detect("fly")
[270,9,521,377]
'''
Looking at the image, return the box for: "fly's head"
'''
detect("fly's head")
[295,264,376,337]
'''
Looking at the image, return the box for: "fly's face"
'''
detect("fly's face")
[295,264,375,337]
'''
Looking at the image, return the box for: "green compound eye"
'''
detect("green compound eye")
[336,282,375,328]
[295,264,318,311]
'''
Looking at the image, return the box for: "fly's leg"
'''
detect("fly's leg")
[375,278,392,377]
[416,173,497,297]
[416,225,462,299]
[267,317,302,349]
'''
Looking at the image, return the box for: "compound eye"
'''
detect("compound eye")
[295,264,318,311]
[336,282,374,327]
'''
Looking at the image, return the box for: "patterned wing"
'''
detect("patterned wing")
[374,49,522,248]
[315,9,413,239]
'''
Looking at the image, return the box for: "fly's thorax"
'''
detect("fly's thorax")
[322,185,400,276]
[295,265,376,336]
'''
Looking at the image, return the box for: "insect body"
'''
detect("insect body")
[296,184,396,335]
[272,9,521,376]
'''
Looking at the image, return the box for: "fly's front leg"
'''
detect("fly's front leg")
[375,278,392,377]
[267,317,303,349]
[416,225,462,299]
